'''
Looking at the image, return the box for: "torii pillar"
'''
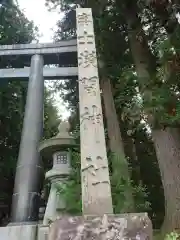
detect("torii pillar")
[11,55,44,223]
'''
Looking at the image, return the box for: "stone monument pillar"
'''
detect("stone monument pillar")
[11,54,44,223]
[76,8,113,215]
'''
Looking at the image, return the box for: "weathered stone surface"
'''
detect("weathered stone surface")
[39,122,75,225]
[0,67,78,80]
[0,225,37,240]
[39,122,76,159]
[38,225,49,240]
[0,39,77,56]
[76,7,113,216]
[48,214,152,240]
[12,54,44,223]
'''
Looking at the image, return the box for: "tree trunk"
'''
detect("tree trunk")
[152,128,180,232]
[123,3,180,232]
[101,77,125,156]
[101,76,134,212]
[124,136,141,185]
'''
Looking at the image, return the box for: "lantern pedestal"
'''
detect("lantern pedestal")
[43,175,66,225]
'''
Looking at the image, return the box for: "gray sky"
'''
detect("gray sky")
[18,0,60,42]
[18,0,70,120]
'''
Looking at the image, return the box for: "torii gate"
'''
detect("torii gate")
[0,40,78,223]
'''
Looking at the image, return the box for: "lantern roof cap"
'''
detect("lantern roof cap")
[57,121,71,138]
[39,121,77,158]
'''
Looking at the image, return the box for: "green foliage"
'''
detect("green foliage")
[0,1,38,45]
[43,88,60,140]
[154,231,180,240]
[165,232,180,240]
[110,153,150,213]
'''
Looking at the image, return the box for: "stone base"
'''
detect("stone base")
[0,224,37,240]
[38,225,49,240]
[0,213,152,240]
[48,213,153,240]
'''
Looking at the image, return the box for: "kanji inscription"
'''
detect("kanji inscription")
[78,50,97,68]
[77,12,92,26]
[77,30,94,45]
[76,8,113,215]
[79,76,97,95]
[82,156,109,186]
[80,105,102,126]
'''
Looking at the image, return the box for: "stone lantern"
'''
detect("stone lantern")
[39,121,76,225]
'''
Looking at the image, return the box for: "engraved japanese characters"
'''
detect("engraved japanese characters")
[76,8,113,215]
[77,30,94,45]
[78,50,97,68]
[78,76,97,96]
